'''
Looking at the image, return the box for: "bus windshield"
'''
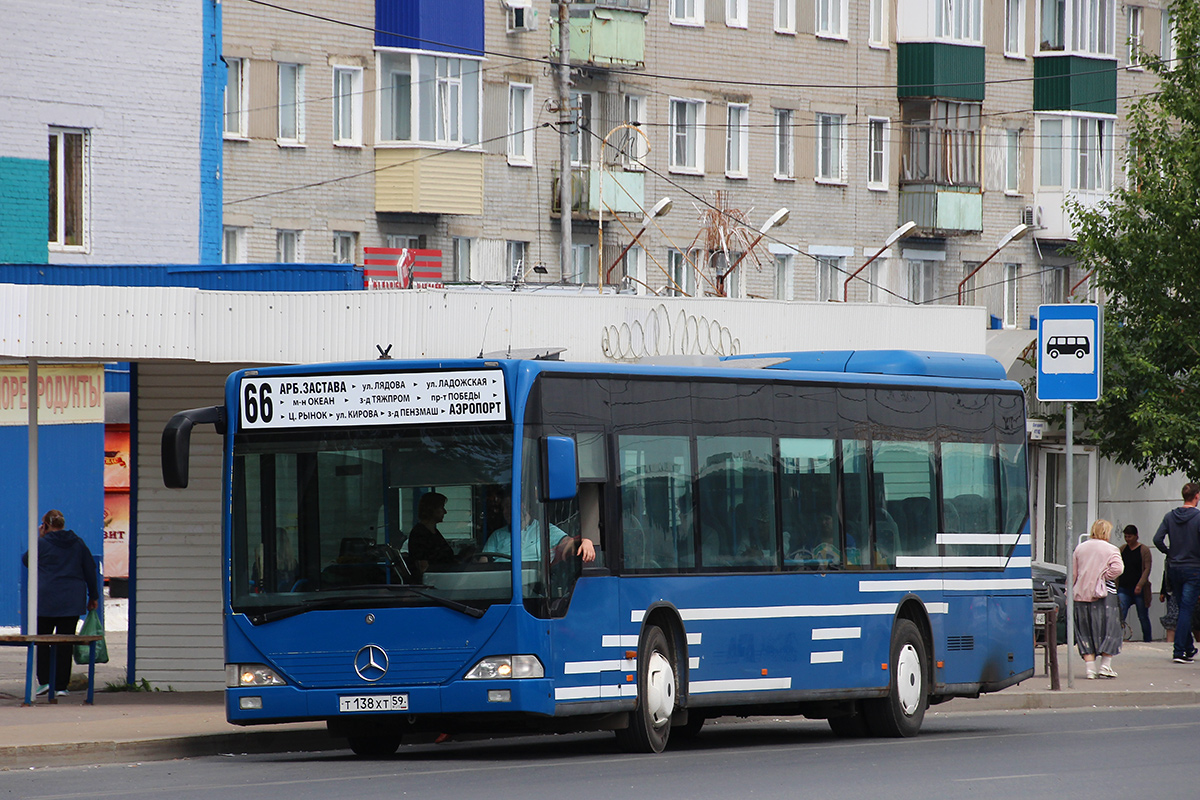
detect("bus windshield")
[231,424,514,621]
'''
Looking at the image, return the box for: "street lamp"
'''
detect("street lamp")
[716,208,790,297]
[956,223,1033,305]
[598,123,651,294]
[605,196,674,285]
[842,221,917,302]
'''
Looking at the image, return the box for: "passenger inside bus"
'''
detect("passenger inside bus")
[407,491,474,578]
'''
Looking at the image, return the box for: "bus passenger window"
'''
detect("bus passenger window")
[780,438,841,570]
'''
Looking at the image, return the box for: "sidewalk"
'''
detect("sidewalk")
[1,641,1198,769]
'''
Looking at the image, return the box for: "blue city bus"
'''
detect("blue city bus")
[162,350,1033,755]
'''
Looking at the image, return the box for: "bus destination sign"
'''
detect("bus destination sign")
[239,369,506,430]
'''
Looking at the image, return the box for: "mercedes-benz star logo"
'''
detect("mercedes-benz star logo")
[354,644,389,682]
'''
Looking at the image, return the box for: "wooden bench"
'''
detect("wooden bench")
[0,634,104,705]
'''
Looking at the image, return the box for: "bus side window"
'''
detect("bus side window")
[579,483,604,567]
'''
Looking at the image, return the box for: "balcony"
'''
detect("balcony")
[374,148,483,215]
[551,166,644,218]
[549,4,647,69]
[899,184,983,234]
[1030,190,1107,240]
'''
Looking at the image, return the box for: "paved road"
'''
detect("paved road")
[6,706,1199,799]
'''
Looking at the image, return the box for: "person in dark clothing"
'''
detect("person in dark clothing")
[1153,483,1200,662]
[406,492,455,578]
[1118,524,1153,642]
[21,509,99,695]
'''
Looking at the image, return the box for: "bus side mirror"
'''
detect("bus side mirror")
[541,436,578,501]
[162,406,226,488]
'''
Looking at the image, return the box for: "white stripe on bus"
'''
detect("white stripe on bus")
[600,632,702,648]
[690,677,793,694]
[859,578,1032,592]
[812,627,861,640]
[810,651,844,664]
[632,603,900,624]
[895,556,1032,568]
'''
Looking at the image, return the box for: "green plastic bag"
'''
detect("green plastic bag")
[73,609,109,665]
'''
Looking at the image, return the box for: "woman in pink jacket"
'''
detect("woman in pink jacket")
[1073,519,1125,678]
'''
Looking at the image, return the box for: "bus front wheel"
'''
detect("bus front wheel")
[616,625,676,753]
[863,619,928,737]
[347,735,401,757]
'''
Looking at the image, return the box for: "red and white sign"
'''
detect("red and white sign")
[363,247,444,289]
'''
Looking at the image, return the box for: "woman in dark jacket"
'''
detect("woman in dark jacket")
[22,509,99,695]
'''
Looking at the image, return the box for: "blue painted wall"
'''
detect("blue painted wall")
[0,156,49,265]
[0,262,363,291]
[376,0,483,55]
[0,423,105,628]
[199,0,223,264]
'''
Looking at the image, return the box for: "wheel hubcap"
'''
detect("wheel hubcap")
[895,643,922,716]
[644,651,675,727]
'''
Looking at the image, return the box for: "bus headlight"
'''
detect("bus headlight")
[226,663,287,688]
[464,655,544,680]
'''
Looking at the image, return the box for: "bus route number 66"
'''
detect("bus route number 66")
[244,382,274,424]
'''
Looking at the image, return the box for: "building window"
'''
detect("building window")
[868,117,889,189]
[816,0,847,38]
[621,94,647,169]
[571,243,593,284]
[907,259,937,304]
[868,0,886,45]
[867,261,884,303]
[1162,9,1176,66]
[815,113,846,183]
[816,256,842,302]
[224,57,247,138]
[1039,117,1063,187]
[1039,0,1065,50]
[333,67,363,146]
[569,91,593,167]
[936,0,982,43]
[774,253,794,300]
[775,0,795,33]
[387,234,421,250]
[378,52,481,146]
[506,240,528,280]
[671,0,703,26]
[1004,263,1021,326]
[669,98,704,173]
[453,236,472,281]
[1073,117,1112,192]
[961,261,979,305]
[333,231,357,264]
[1004,0,1024,55]
[222,226,246,264]
[508,83,533,165]
[1072,0,1113,54]
[276,230,301,263]
[1006,128,1021,192]
[1127,6,1143,67]
[726,0,747,28]
[774,109,794,179]
[278,63,305,143]
[900,100,981,186]
[1042,265,1066,304]
[48,128,87,250]
[618,245,644,292]
[725,104,749,178]
[667,249,694,296]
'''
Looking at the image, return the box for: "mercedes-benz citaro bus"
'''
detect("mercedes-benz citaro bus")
[161,349,1033,756]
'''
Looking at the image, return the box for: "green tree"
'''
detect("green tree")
[1068,0,1200,482]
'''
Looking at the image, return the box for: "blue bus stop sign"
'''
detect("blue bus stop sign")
[1037,303,1102,402]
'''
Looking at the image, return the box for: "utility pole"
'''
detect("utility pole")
[557,1,572,280]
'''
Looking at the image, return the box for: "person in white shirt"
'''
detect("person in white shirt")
[482,491,595,564]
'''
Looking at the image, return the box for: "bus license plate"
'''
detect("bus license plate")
[339,694,409,713]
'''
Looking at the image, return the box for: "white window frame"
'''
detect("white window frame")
[1162,9,1176,67]
[725,103,749,179]
[276,229,301,263]
[1126,5,1143,68]
[387,234,421,250]
[773,251,795,300]
[816,0,848,39]
[670,0,704,27]
[726,0,747,28]
[668,98,705,175]
[667,249,694,296]
[1006,128,1022,193]
[1004,0,1025,57]
[621,94,647,170]
[571,243,593,284]
[47,127,89,252]
[906,258,937,305]
[868,0,887,47]
[452,236,473,281]
[333,231,357,264]
[277,63,305,145]
[507,83,533,166]
[376,52,482,148]
[867,117,889,190]
[332,67,363,147]
[774,109,794,179]
[775,0,796,34]
[506,240,528,280]
[1072,116,1112,192]
[935,0,983,44]
[569,91,595,168]
[222,226,246,264]
[1070,0,1114,55]
[1038,116,1063,188]
[816,256,843,302]
[1003,263,1021,327]
[224,57,248,138]
[617,244,645,293]
[815,112,846,184]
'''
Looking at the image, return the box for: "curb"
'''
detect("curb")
[942,689,1200,712]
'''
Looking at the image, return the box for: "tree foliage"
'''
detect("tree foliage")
[1069,0,1200,482]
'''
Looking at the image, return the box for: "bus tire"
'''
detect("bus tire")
[863,619,928,737]
[615,625,676,753]
[347,735,401,757]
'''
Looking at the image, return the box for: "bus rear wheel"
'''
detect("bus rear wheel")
[863,619,928,737]
[615,625,676,753]
[347,735,401,757]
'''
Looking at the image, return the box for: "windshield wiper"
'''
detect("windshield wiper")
[364,584,486,618]
[253,597,356,624]
[251,585,485,624]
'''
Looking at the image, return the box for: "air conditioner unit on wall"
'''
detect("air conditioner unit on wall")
[1022,206,1034,227]
[504,0,538,32]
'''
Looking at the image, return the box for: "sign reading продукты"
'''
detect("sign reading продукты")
[239,370,506,429]
[1037,304,1102,402]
